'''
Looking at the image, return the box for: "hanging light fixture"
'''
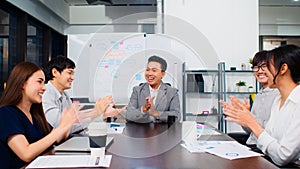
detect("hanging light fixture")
[86,0,113,5]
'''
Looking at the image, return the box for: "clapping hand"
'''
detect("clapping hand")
[147,97,159,119]
[222,101,254,127]
[229,96,250,111]
[103,104,127,119]
[95,95,113,116]
[57,101,83,142]
[220,96,250,111]
[142,96,154,112]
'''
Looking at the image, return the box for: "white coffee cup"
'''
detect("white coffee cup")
[87,122,107,148]
[90,147,105,165]
[90,147,105,158]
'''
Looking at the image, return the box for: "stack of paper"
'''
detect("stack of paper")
[181,141,262,160]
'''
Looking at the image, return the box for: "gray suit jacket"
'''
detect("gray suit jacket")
[126,82,181,123]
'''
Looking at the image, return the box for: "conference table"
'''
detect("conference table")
[103,122,277,169]
[39,122,278,169]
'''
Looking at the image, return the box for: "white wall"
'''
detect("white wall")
[164,0,259,70]
[164,0,259,132]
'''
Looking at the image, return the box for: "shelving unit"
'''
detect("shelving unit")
[182,62,258,133]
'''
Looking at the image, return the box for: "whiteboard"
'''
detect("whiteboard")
[68,33,206,104]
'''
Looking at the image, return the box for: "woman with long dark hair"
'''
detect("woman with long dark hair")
[0,62,79,168]
[223,44,300,166]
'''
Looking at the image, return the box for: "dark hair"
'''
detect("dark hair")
[267,44,300,84]
[0,62,51,134]
[44,55,75,83]
[252,50,268,66]
[148,55,167,72]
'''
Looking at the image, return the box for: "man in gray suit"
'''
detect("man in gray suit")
[126,55,181,123]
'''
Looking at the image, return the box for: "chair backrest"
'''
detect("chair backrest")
[249,94,256,110]
[71,97,90,103]
[139,82,171,87]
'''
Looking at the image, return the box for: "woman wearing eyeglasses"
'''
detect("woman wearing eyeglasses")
[223,44,300,166]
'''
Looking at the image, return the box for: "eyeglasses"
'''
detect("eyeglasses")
[252,64,267,72]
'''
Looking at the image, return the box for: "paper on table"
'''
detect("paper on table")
[181,140,262,160]
[181,142,205,153]
[196,141,262,160]
[26,155,112,168]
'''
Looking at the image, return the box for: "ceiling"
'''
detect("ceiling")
[64,0,157,6]
[259,0,300,6]
[64,0,300,6]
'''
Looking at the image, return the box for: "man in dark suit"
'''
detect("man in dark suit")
[126,55,180,123]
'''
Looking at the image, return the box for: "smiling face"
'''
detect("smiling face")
[23,70,46,104]
[51,68,75,93]
[253,62,269,87]
[145,61,166,89]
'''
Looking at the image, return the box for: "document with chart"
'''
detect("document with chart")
[182,141,262,160]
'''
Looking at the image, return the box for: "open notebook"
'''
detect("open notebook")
[54,136,113,152]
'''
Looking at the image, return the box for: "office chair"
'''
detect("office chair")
[139,82,171,87]
[71,97,90,103]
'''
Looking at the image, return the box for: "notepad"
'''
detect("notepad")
[26,155,112,168]
[54,136,113,152]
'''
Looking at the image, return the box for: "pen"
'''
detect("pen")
[95,156,100,165]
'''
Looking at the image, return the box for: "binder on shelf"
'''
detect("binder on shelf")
[187,74,204,93]
[195,74,204,92]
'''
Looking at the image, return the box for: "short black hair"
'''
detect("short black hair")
[43,55,75,83]
[267,44,300,84]
[252,50,268,66]
[148,55,167,72]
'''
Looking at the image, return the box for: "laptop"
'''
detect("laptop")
[54,136,114,152]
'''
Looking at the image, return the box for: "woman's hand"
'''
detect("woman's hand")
[220,96,250,111]
[223,101,263,137]
[7,102,83,163]
[223,101,253,127]
[56,102,82,142]
[229,96,250,111]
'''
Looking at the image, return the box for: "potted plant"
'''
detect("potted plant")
[236,81,247,92]
[248,85,254,92]
[249,58,253,65]
[248,58,253,70]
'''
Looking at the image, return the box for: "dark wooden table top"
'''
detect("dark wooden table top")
[26,122,278,169]
[105,122,278,169]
